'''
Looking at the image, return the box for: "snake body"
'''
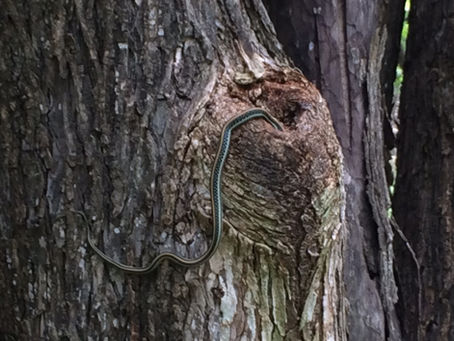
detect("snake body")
[86,108,282,273]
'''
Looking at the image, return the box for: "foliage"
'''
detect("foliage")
[394,0,411,93]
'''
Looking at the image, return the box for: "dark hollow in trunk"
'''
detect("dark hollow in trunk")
[264,1,405,340]
[0,0,343,339]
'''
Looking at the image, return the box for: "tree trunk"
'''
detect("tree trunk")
[0,0,344,340]
[264,1,405,340]
[394,1,454,340]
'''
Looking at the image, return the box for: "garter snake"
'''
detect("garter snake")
[80,108,282,273]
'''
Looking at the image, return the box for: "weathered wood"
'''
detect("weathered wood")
[0,0,343,339]
[264,1,405,340]
[394,1,454,340]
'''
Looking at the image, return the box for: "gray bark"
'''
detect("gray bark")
[264,1,405,340]
[0,0,343,340]
[394,1,454,340]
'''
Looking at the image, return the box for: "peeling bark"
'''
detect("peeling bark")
[0,0,344,340]
[264,1,405,340]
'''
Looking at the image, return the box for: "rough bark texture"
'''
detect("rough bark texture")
[394,2,454,340]
[0,0,344,340]
[264,1,405,340]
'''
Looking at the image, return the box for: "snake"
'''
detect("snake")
[80,108,283,273]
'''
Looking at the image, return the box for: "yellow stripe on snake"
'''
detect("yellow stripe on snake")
[76,108,282,273]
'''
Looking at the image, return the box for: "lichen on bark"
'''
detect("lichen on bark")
[0,0,344,339]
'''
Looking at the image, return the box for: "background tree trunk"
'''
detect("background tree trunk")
[394,1,454,340]
[0,0,344,340]
[264,1,405,340]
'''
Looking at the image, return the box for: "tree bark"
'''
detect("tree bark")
[264,1,405,340]
[0,0,343,340]
[394,1,454,340]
